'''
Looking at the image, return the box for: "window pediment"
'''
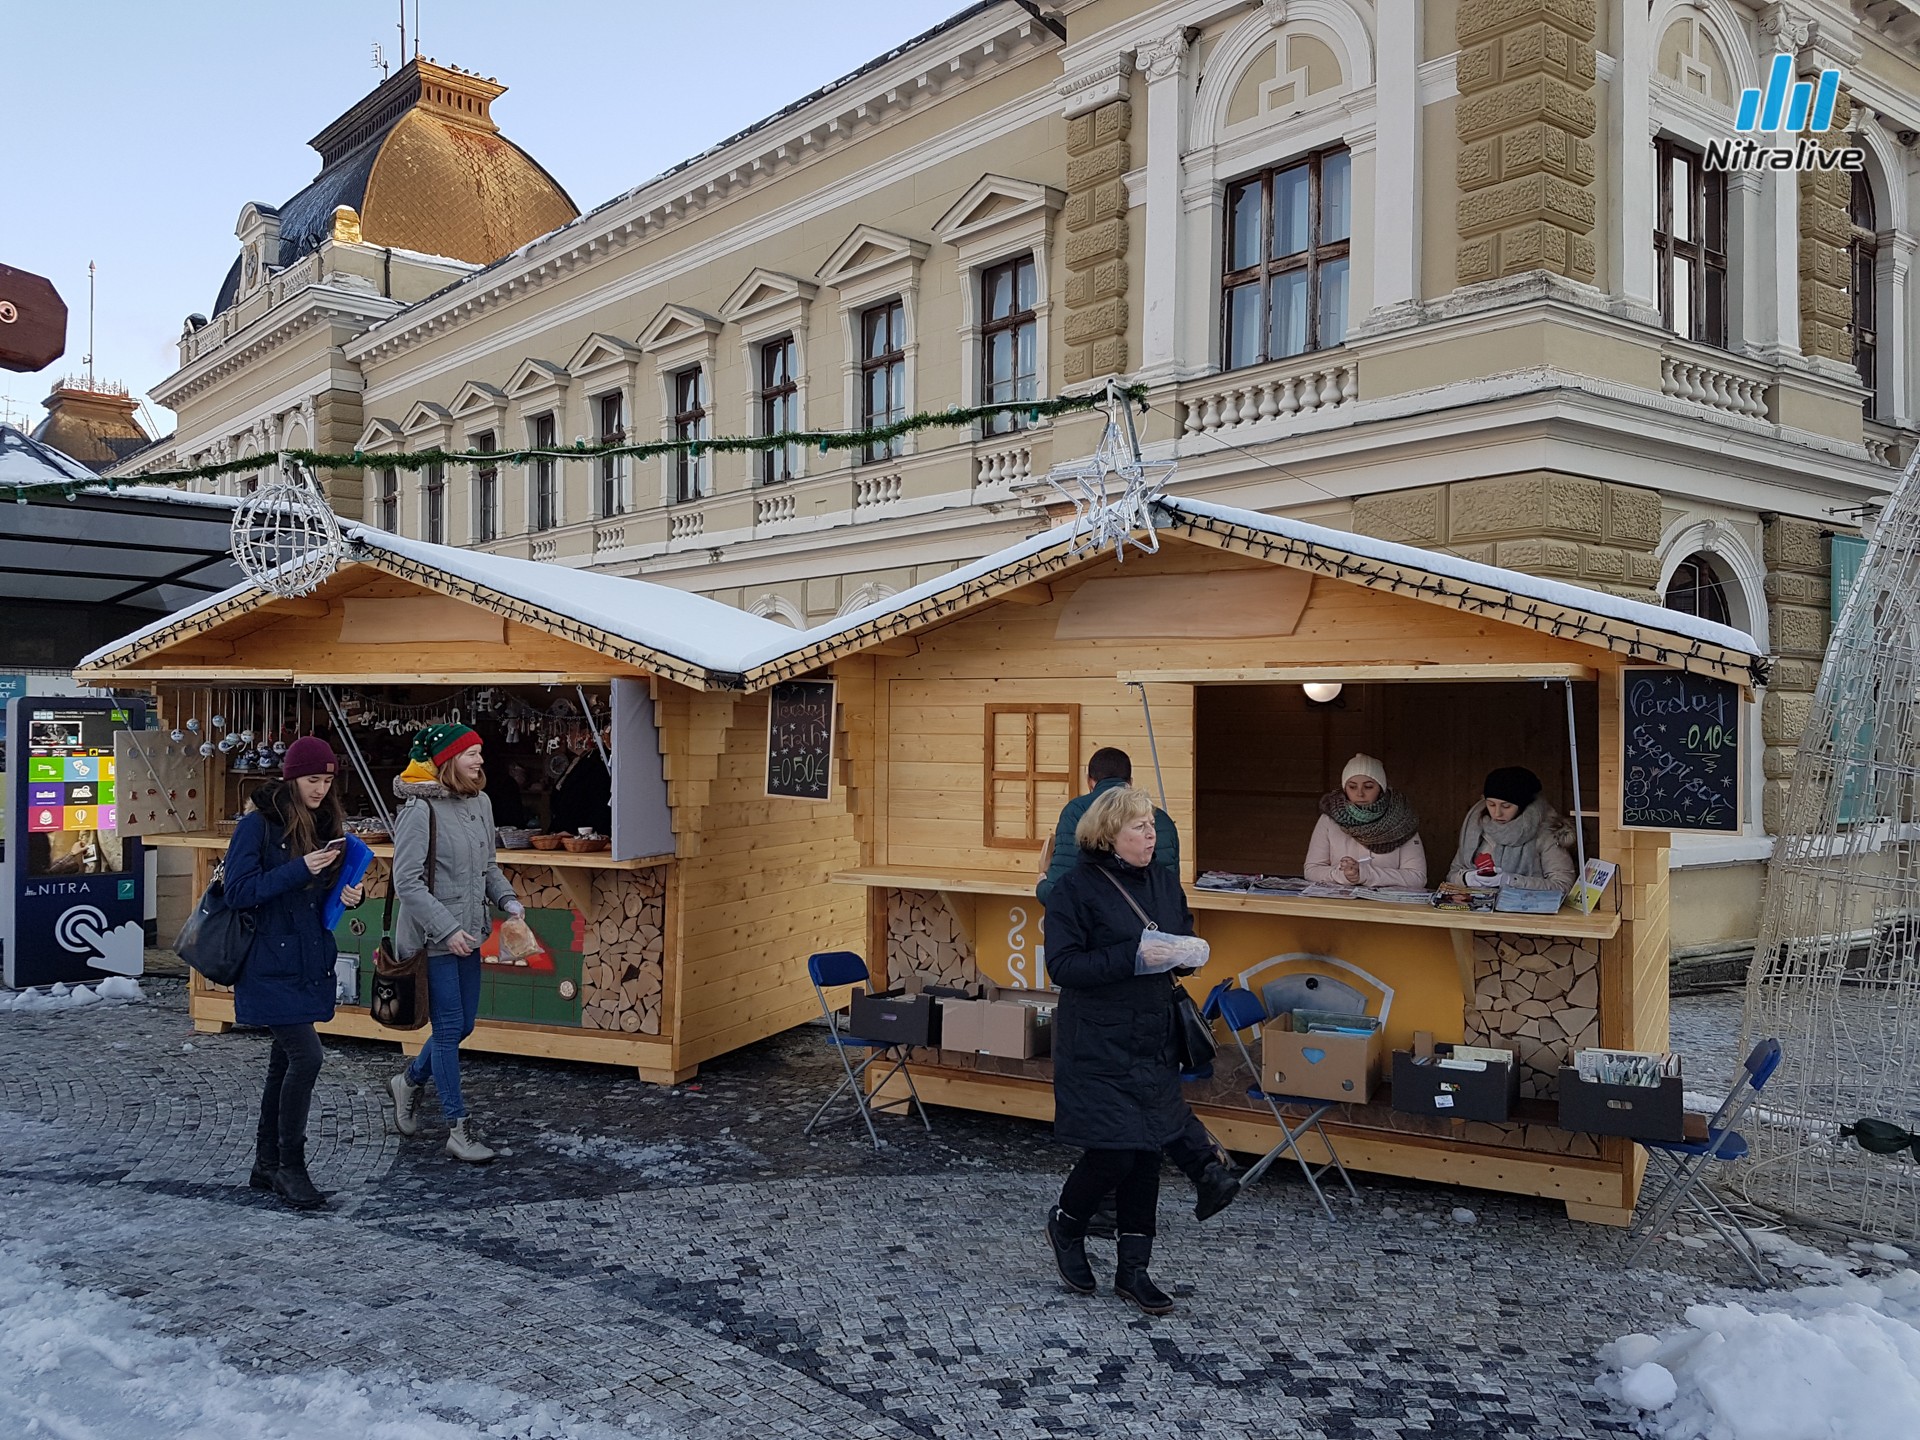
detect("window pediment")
[933,175,1065,260]
[721,269,818,324]
[358,416,405,451]
[401,400,454,437]
[816,225,929,303]
[504,357,571,407]
[640,304,723,373]
[567,332,643,378]
[450,380,508,422]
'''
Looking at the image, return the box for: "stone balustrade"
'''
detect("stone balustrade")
[668,510,704,540]
[1659,351,1770,421]
[974,442,1032,490]
[854,471,902,514]
[592,523,627,553]
[1180,358,1358,437]
[755,490,797,526]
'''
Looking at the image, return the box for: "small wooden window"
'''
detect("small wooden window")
[984,704,1081,850]
[1654,137,1728,348]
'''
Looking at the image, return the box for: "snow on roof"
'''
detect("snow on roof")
[1165,496,1761,656]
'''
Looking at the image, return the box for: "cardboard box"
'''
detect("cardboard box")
[1557,1067,1685,1141]
[1262,1021,1382,1103]
[847,987,940,1048]
[939,988,1056,1059]
[1392,1037,1520,1123]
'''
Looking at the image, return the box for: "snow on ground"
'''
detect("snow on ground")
[531,1127,758,1183]
[1601,1233,1920,1439]
[0,977,143,1012]
[0,1242,675,1440]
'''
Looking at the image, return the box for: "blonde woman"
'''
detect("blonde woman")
[1041,784,1201,1315]
[386,724,524,1163]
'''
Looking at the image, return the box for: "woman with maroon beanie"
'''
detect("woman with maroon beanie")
[222,735,363,1210]
[387,723,524,1162]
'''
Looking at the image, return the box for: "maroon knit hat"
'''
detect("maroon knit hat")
[281,736,339,782]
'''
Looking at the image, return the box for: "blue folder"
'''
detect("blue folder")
[323,834,376,929]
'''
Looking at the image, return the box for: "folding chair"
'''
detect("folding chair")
[1624,1037,1782,1285]
[803,951,932,1150]
[1206,982,1359,1222]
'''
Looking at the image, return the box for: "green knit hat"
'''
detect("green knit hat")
[409,723,481,767]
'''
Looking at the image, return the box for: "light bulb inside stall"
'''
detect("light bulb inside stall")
[1302,682,1344,704]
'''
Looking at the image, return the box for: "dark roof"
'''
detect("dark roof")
[216,132,389,315]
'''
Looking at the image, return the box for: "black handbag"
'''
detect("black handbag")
[174,862,254,987]
[370,805,435,1031]
[1172,983,1217,1074]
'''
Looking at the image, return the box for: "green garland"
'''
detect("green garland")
[10,387,1147,502]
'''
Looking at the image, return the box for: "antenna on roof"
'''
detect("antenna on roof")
[396,0,406,64]
[371,40,389,79]
[413,0,421,58]
[83,261,95,392]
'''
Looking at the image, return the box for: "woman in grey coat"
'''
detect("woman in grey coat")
[387,724,523,1162]
[1445,765,1578,890]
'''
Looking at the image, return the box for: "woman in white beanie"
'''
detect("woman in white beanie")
[1304,754,1428,889]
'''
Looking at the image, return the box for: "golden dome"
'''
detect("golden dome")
[32,382,150,472]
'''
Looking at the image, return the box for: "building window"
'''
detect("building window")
[531,412,557,532]
[672,366,709,503]
[597,392,625,517]
[1222,147,1352,371]
[1654,138,1727,348]
[422,460,445,544]
[860,299,907,463]
[1664,552,1732,628]
[471,430,498,543]
[377,467,398,532]
[759,336,799,485]
[1851,172,1879,417]
[983,704,1081,850]
[981,254,1038,436]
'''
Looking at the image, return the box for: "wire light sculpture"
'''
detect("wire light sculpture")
[1740,443,1920,1240]
[1027,379,1176,562]
[230,460,346,598]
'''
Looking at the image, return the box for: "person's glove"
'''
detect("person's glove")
[504,899,526,918]
[1464,870,1504,890]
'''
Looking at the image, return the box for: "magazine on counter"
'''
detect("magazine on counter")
[1195,871,1255,891]
[1248,875,1312,894]
[1353,887,1436,905]
[1569,858,1618,915]
[1494,879,1567,915]
[1298,882,1358,899]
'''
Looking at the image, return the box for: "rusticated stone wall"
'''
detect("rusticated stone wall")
[1062,100,1131,383]
[1761,516,1833,834]
[1799,87,1856,367]
[1352,472,1665,600]
[1455,0,1599,285]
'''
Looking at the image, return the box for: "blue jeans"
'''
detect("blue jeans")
[405,953,482,1120]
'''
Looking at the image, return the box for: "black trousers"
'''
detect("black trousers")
[258,1023,324,1165]
[1060,1148,1162,1236]
[1164,1108,1222,1182]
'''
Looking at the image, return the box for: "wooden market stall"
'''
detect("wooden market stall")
[73,528,865,1082]
[735,496,1765,1225]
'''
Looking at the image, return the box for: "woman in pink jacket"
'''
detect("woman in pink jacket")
[1304,755,1427,889]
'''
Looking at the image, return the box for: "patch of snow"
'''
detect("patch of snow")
[0,978,145,1013]
[0,1244,671,1439]
[1600,1247,1920,1439]
[531,1130,756,1183]
[1451,1207,1477,1225]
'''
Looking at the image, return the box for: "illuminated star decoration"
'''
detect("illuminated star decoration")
[1036,380,1177,563]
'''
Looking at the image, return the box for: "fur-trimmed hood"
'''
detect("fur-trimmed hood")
[393,774,452,802]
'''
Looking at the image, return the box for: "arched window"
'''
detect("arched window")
[1664,552,1732,627]
[1851,171,1879,416]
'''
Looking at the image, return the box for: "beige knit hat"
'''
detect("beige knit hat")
[1341,753,1389,789]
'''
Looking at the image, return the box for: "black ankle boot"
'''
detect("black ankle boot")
[249,1126,278,1192]
[1046,1206,1097,1295]
[1193,1161,1241,1222]
[1114,1234,1173,1314]
[272,1142,326,1212]
[1085,1196,1118,1239]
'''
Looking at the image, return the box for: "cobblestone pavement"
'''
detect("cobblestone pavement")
[0,979,1828,1438]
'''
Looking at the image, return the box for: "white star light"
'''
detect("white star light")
[1036,382,1176,562]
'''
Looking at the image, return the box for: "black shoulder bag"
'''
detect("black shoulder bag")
[1099,870,1217,1073]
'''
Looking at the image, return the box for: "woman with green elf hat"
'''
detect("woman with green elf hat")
[387,723,525,1162]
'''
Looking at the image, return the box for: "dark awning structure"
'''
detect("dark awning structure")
[0,425,241,613]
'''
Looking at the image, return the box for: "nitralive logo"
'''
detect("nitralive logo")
[1706,53,1864,173]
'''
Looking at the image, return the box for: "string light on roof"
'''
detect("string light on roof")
[1030,379,1177,563]
[230,459,345,598]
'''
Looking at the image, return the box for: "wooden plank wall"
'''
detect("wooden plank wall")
[659,684,864,1068]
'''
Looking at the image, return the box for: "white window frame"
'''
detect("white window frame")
[932,175,1062,432]
[451,381,509,541]
[355,416,405,531]
[816,226,927,458]
[567,333,642,518]
[721,268,818,487]
[504,358,572,533]
[639,304,723,506]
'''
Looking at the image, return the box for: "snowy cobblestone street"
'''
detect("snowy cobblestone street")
[0,980,1899,1439]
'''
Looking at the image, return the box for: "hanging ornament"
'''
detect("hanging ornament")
[1030,379,1176,564]
[230,459,346,598]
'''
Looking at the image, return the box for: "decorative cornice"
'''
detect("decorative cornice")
[343,9,1060,368]
[1057,52,1134,117]
[1134,28,1192,84]
[151,286,399,409]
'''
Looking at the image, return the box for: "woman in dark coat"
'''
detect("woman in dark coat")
[1043,784,1205,1315]
[221,736,363,1211]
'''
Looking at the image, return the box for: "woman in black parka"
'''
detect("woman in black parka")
[1043,784,1203,1315]
[222,736,363,1211]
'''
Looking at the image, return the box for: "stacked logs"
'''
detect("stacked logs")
[1464,934,1603,1102]
[885,888,980,988]
[576,867,666,1036]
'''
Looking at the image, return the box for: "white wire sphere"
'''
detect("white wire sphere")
[231,478,344,598]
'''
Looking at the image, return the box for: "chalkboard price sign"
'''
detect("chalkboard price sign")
[766,679,836,800]
[1619,666,1742,833]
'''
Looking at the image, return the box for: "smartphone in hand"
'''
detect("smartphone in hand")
[324,837,348,852]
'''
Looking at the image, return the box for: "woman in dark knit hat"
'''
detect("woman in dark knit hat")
[222,735,363,1210]
[1445,765,1578,890]
[387,724,524,1163]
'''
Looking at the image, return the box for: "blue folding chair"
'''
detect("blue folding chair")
[804,951,932,1150]
[1624,1037,1782,1285]
[1206,982,1358,1221]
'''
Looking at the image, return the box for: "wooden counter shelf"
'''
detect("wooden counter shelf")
[147,830,669,915]
[831,865,1619,997]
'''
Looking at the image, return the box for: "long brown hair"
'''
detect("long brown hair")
[263,779,346,877]
[438,754,487,798]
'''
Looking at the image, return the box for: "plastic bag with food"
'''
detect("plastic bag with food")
[1134,928,1210,975]
[498,916,545,961]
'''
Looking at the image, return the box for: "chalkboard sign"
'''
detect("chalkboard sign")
[1619,667,1742,833]
[766,679,835,800]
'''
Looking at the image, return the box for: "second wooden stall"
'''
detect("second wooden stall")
[736,496,1763,1225]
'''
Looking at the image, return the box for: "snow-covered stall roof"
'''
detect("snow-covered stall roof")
[737,496,1766,687]
[76,521,796,689]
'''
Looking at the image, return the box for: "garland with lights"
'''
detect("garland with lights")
[9,388,1146,503]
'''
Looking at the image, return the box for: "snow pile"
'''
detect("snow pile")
[1601,1251,1920,1439]
[533,1129,756,1183]
[0,1244,675,1438]
[0,977,144,1012]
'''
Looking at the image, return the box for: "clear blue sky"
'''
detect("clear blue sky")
[1,0,969,438]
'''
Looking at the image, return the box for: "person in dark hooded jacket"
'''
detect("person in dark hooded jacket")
[1042,784,1205,1316]
[221,736,363,1211]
